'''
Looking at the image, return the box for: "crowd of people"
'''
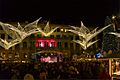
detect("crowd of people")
[0,60,111,80]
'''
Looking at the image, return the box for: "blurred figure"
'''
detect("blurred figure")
[24,74,34,80]
[98,68,111,80]
[39,68,48,80]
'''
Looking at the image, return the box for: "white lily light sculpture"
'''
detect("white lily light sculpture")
[0,18,41,49]
[68,21,111,50]
[36,21,59,37]
[73,40,99,50]
[0,27,22,50]
[3,18,41,40]
[0,22,22,50]
[0,38,21,50]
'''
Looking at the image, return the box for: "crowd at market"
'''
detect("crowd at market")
[0,60,111,80]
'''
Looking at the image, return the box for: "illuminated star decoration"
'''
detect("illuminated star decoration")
[36,21,59,37]
[68,21,111,50]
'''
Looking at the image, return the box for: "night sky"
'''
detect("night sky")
[0,0,119,27]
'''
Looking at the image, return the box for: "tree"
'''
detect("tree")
[102,16,119,54]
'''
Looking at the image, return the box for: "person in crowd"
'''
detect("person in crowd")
[98,67,111,80]
[39,68,48,80]
[24,74,34,80]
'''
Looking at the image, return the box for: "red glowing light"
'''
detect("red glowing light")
[35,38,57,48]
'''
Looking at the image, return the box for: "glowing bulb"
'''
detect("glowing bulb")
[50,43,52,47]
[40,42,44,47]
[61,29,63,31]
[112,16,116,19]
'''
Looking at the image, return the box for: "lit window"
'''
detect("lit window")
[50,42,55,47]
[39,42,44,47]
[15,53,19,58]
[61,29,64,31]
[24,53,28,58]
[50,43,52,47]
[65,29,68,32]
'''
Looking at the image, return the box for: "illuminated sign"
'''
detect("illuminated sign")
[95,52,103,58]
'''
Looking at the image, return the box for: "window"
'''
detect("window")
[75,43,80,50]
[57,42,62,48]
[75,35,79,40]
[30,41,35,49]
[1,34,5,39]
[60,29,63,31]
[8,52,12,59]
[70,43,73,49]
[50,42,55,48]
[56,35,60,39]
[50,35,54,38]
[23,42,27,48]
[37,34,41,38]
[57,28,60,32]
[15,52,19,58]
[0,26,3,30]
[69,35,73,40]
[65,29,68,32]
[15,44,20,49]
[24,53,27,58]
[62,35,67,39]
[30,34,35,38]
[44,42,49,48]
[64,42,68,49]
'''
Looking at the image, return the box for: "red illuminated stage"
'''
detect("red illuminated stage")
[32,38,63,63]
